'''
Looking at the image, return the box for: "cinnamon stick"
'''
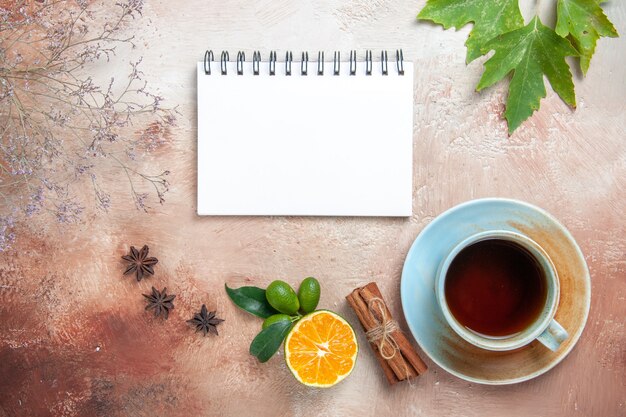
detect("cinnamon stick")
[360,284,428,376]
[346,292,399,385]
[348,291,413,381]
[346,282,427,385]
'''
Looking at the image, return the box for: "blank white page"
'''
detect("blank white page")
[197,60,413,216]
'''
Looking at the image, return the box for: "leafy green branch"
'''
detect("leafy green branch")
[418,0,618,133]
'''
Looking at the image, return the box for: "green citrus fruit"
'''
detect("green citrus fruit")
[297,277,320,313]
[262,313,292,330]
[266,280,300,315]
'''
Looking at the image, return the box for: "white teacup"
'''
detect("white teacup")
[436,230,568,352]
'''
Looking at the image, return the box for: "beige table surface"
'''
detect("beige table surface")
[1,1,625,416]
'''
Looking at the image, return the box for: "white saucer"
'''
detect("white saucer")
[400,198,591,384]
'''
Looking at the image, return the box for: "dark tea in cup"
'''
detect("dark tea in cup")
[436,230,568,351]
[444,239,547,337]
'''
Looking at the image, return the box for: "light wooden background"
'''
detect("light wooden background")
[0,1,624,416]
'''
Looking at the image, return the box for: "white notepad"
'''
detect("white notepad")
[197,51,413,216]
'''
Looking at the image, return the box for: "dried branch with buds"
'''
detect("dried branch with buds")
[0,0,176,250]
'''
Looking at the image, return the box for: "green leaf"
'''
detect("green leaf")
[249,320,293,363]
[225,285,280,318]
[555,0,618,75]
[477,16,579,134]
[418,0,524,62]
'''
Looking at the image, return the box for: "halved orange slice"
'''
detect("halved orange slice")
[285,310,358,387]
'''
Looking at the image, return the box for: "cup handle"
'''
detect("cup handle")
[536,319,569,351]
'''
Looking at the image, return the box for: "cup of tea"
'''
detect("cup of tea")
[435,230,568,352]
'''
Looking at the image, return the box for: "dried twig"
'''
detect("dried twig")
[0,0,177,250]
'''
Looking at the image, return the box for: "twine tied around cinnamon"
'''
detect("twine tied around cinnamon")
[365,297,400,360]
[346,282,428,385]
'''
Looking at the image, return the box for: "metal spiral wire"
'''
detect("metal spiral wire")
[204,49,405,76]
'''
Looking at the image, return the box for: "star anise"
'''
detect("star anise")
[122,245,158,282]
[187,304,224,336]
[143,287,176,319]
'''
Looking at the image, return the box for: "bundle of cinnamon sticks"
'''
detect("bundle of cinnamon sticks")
[346,282,427,385]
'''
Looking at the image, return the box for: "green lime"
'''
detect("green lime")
[266,280,300,315]
[297,277,320,314]
[262,313,292,329]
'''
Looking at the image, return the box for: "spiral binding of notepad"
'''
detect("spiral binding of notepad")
[203,49,405,76]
